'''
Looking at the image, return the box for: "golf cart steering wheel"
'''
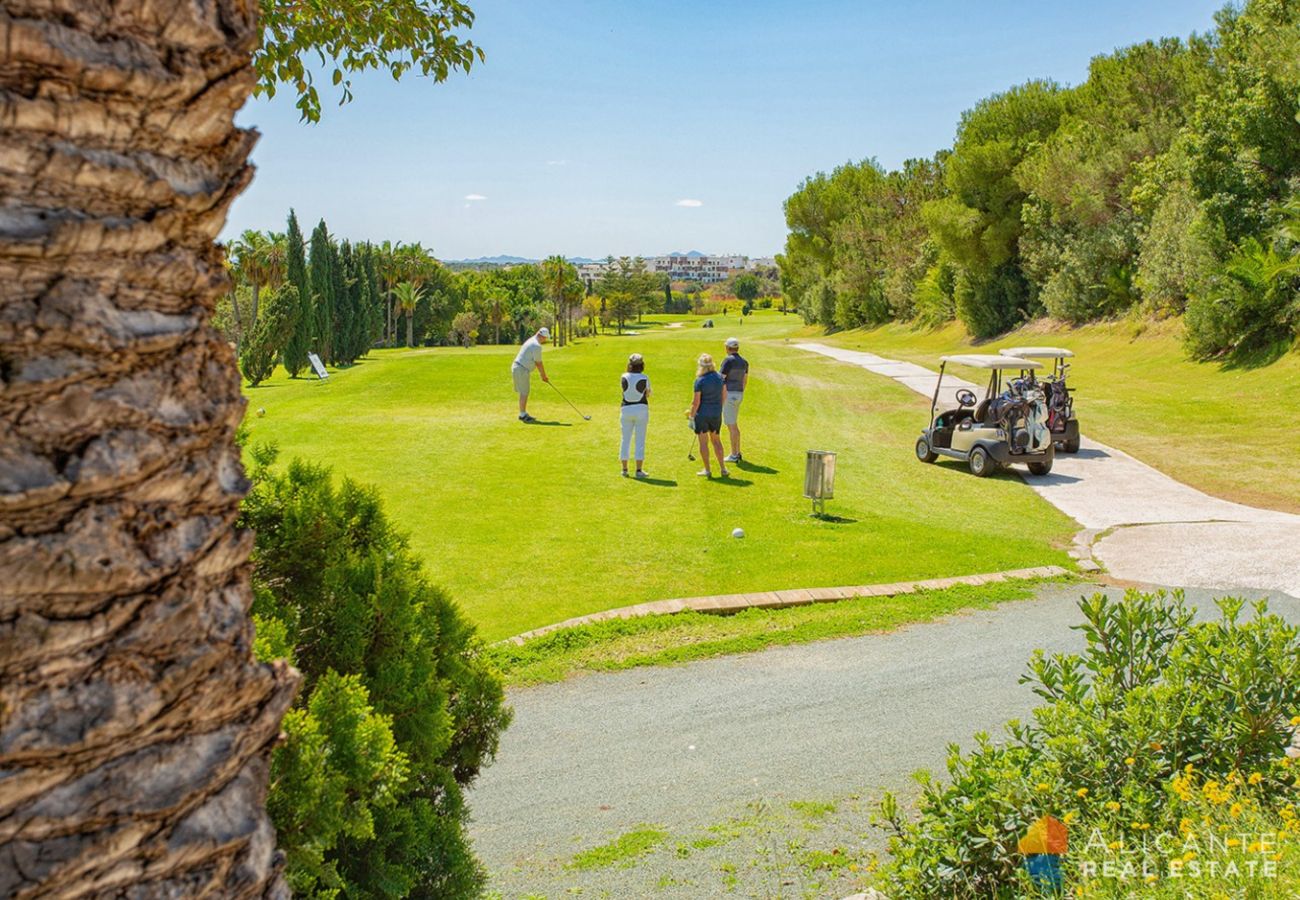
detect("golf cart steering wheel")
[955,389,977,408]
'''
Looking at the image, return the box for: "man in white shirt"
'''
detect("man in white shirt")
[512,327,550,422]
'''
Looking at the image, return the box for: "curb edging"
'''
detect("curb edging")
[501,565,1071,646]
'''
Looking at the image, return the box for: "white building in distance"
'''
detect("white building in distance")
[576,254,773,287]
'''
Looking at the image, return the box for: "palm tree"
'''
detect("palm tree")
[488,297,505,344]
[0,3,297,895]
[230,229,273,346]
[542,254,579,346]
[393,281,423,347]
[377,240,405,345]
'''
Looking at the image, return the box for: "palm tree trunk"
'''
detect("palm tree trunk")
[407,310,414,347]
[230,287,246,353]
[0,3,297,897]
[251,280,261,330]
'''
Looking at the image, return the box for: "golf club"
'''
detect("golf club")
[547,381,591,421]
[687,417,696,460]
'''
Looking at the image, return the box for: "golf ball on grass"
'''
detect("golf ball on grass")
[256,408,266,417]
[731,528,745,539]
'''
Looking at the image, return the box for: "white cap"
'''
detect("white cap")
[725,337,739,348]
[537,327,551,338]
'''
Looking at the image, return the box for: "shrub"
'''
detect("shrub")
[449,310,481,347]
[876,590,1300,899]
[1184,221,1299,360]
[1135,181,1220,315]
[239,283,300,386]
[954,265,1032,339]
[241,445,512,898]
[912,260,957,327]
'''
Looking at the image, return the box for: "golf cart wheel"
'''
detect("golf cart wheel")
[968,446,993,478]
[1063,434,1081,454]
[1027,459,1053,476]
[915,436,937,464]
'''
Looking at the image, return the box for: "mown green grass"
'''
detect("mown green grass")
[242,312,1075,640]
[487,578,1063,686]
[819,318,1300,513]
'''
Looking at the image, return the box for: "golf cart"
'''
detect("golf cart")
[1001,346,1080,453]
[915,355,1055,477]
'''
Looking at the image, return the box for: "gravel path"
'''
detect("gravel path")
[795,342,1300,597]
[469,584,1300,898]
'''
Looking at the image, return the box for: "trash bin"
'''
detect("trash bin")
[804,450,836,516]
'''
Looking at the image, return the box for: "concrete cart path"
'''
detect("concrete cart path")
[468,585,1300,897]
[795,342,1300,598]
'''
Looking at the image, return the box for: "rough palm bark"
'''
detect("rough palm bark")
[0,0,298,897]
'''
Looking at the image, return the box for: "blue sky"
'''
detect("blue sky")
[226,0,1227,260]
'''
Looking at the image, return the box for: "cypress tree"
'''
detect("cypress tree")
[240,283,300,386]
[334,240,356,365]
[281,209,311,377]
[308,220,334,365]
[363,244,384,352]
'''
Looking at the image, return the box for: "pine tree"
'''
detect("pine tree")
[308,220,335,365]
[281,210,312,377]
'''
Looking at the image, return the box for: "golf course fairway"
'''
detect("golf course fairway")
[241,313,1075,641]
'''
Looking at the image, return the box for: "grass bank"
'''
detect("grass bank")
[242,312,1075,640]
[818,318,1300,513]
[489,577,1065,687]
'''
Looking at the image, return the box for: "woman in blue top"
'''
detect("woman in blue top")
[687,353,729,478]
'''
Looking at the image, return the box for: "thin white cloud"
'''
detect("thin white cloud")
[545,160,567,167]
[465,193,487,201]
[675,198,703,208]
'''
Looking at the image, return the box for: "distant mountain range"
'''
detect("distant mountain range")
[445,251,714,265]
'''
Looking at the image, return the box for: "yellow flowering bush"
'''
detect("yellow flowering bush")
[877,590,1300,898]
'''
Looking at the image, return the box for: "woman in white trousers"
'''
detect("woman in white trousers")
[620,353,651,477]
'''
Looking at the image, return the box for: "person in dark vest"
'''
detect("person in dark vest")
[720,336,749,462]
[687,352,729,478]
[620,353,651,478]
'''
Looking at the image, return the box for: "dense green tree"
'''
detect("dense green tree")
[923,80,1068,336]
[283,209,313,377]
[240,283,301,386]
[596,257,658,333]
[1182,0,1300,244]
[733,272,760,302]
[1017,39,1213,322]
[308,220,336,364]
[241,448,511,898]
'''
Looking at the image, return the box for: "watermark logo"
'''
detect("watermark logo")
[1019,815,1068,889]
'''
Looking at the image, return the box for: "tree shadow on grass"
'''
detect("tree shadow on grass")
[1217,336,1296,371]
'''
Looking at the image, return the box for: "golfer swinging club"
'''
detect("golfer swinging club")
[512,326,550,422]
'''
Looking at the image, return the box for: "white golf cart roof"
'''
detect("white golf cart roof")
[940,354,1042,370]
[1001,346,1075,359]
